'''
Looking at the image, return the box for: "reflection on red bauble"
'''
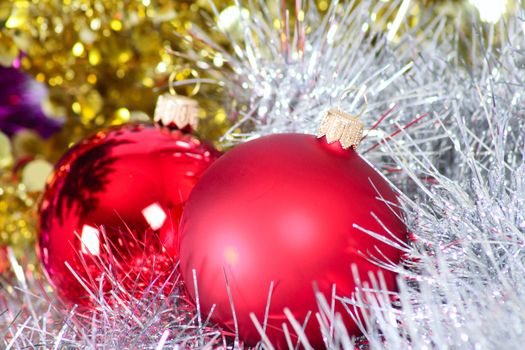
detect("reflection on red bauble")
[38,124,219,306]
[179,133,407,347]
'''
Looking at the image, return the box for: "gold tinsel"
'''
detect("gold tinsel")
[0,0,238,149]
[0,131,52,258]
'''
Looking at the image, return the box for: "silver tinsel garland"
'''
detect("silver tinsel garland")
[357,12,525,348]
[187,0,448,150]
[3,0,525,348]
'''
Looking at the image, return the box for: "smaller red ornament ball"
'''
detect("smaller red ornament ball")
[38,124,219,306]
[179,134,407,348]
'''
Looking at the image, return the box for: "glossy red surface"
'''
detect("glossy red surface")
[38,124,218,306]
[179,134,407,348]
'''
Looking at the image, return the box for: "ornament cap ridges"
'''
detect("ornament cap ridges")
[317,108,364,149]
[154,93,199,130]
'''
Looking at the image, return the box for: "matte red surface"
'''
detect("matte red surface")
[179,134,407,348]
[38,124,218,306]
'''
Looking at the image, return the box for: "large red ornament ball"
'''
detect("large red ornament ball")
[38,124,219,305]
[179,134,407,347]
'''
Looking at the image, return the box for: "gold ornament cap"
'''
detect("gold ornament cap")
[317,108,364,149]
[154,93,199,130]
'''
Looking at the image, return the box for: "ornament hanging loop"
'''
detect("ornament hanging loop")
[337,86,368,119]
[318,86,367,150]
[168,70,201,97]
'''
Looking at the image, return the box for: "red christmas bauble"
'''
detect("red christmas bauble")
[179,134,407,347]
[38,124,219,306]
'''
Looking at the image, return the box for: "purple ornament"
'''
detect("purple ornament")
[0,66,62,138]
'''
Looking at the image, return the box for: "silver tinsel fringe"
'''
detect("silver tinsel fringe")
[3,0,525,348]
[186,0,448,147]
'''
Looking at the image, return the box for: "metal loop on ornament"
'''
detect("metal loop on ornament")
[168,70,201,97]
[336,86,368,118]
